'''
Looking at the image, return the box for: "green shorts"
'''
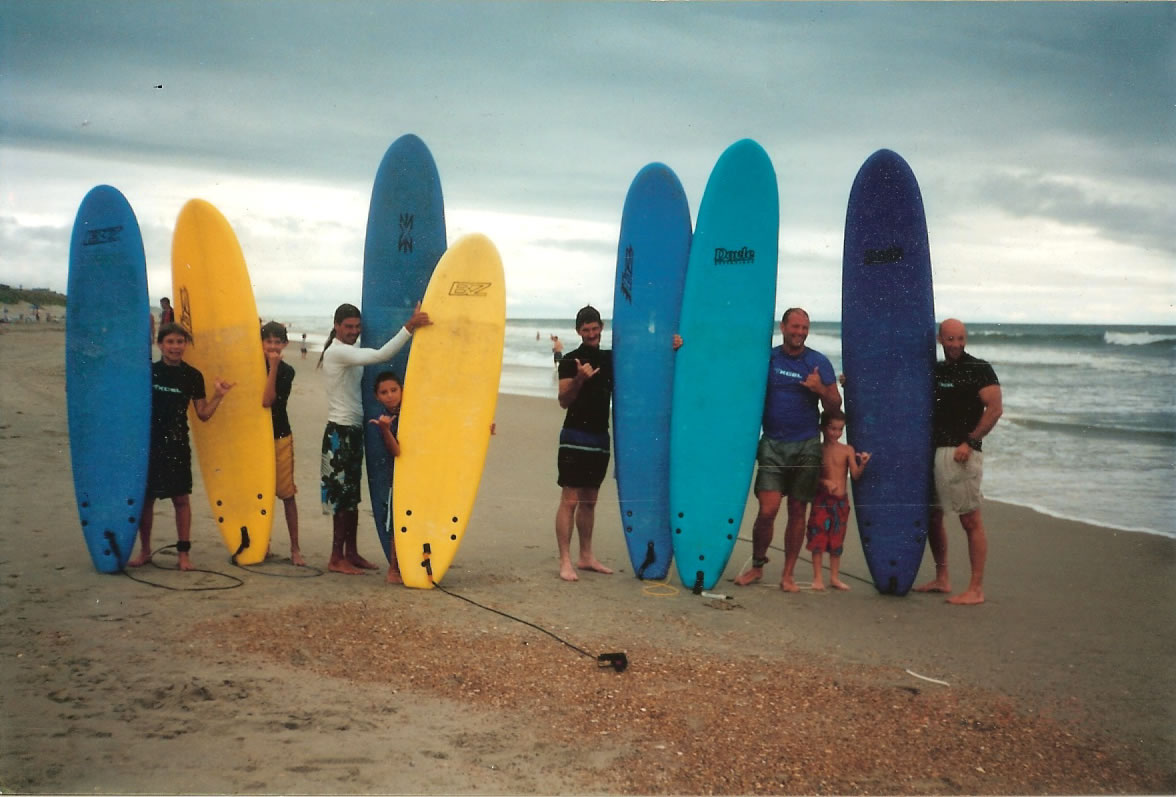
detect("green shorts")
[753,435,822,503]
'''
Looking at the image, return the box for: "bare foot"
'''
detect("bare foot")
[385,567,402,585]
[577,558,613,575]
[178,553,193,571]
[559,560,579,581]
[348,554,380,570]
[733,566,763,586]
[328,557,366,575]
[830,578,851,591]
[127,550,152,568]
[290,550,306,567]
[947,589,984,605]
[811,578,826,591]
[914,578,951,594]
[779,576,800,593]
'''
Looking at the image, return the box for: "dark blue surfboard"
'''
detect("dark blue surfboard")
[670,140,779,592]
[612,163,692,580]
[361,134,447,562]
[841,149,936,596]
[66,185,152,572]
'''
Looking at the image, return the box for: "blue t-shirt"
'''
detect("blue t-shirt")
[761,346,836,442]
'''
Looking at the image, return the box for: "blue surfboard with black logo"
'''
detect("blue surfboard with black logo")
[66,185,152,572]
[670,140,779,592]
[361,134,447,562]
[842,148,936,595]
[612,163,692,580]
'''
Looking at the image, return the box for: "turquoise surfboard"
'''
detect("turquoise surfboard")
[361,134,447,562]
[66,185,152,572]
[612,163,692,580]
[670,140,779,592]
[842,148,936,595]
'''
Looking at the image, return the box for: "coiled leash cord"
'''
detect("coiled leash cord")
[420,543,627,673]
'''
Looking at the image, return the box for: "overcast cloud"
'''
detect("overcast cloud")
[1,1,1172,322]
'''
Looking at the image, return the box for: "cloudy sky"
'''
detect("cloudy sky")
[1,1,1172,323]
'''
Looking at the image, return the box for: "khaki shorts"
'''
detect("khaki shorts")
[275,434,297,500]
[753,435,822,503]
[933,446,984,515]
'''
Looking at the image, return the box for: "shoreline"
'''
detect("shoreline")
[1,326,1172,794]
[3,319,1173,540]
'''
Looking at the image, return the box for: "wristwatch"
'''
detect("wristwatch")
[966,437,982,451]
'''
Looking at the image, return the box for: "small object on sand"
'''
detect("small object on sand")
[700,591,731,600]
[905,669,950,687]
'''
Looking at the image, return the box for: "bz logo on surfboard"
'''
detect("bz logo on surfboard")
[449,282,491,297]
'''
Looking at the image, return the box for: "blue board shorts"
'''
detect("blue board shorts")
[753,435,822,503]
[321,422,363,514]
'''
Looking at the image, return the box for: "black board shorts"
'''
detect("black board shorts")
[146,440,193,499]
[557,427,611,489]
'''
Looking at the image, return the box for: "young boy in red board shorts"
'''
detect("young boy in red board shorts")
[807,408,870,591]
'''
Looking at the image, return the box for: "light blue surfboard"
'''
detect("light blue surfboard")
[66,185,152,572]
[612,163,692,580]
[670,140,779,592]
[842,148,936,595]
[361,134,447,562]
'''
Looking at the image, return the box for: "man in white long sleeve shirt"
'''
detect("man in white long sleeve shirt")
[319,302,429,574]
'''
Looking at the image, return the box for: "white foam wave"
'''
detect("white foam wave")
[1104,331,1176,346]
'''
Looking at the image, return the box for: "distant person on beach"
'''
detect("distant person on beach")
[915,318,1003,605]
[734,307,841,592]
[128,323,234,571]
[261,322,304,566]
[368,370,404,584]
[806,408,870,591]
[554,306,614,581]
[551,334,564,363]
[300,333,308,359]
[318,302,429,575]
[159,297,175,325]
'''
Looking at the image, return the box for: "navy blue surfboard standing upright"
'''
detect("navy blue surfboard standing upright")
[841,149,936,595]
[361,135,447,562]
[66,185,152,572]
[612,163,692,580]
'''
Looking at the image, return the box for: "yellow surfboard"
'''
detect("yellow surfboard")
[172,199,275,565]
[393,234,505,588]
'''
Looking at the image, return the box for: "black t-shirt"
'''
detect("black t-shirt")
[557,344,613,435]
[932,352,999,449]
[150,360,206,449]
[267,359,296,439]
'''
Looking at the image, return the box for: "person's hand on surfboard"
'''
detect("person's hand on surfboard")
[405,302,431,333]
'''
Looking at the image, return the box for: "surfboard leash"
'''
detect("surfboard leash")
[104,533,245,591]
[735,536,875,587]
[421,543,628,673]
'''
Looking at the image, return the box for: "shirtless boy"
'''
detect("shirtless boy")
[806,408,870,591]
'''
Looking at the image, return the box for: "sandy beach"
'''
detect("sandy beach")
[1,323,1172,795]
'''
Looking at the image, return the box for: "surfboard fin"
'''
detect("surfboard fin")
[692,571,705,595]
[421,542,434,580]
[231,526,251,564]
[636,541,656,580]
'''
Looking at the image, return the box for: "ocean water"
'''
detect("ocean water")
[274,313,1175,539]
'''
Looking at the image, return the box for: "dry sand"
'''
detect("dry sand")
[1,323,1173,794]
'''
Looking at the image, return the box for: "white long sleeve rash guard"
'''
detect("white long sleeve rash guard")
[321,327,412,427]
